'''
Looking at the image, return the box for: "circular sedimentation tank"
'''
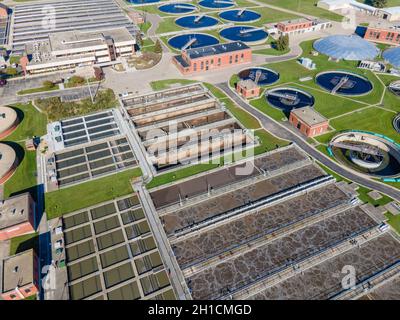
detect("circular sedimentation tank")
[238,67,280,86]
[0,143,18,184]
[0,106,19,139]
[219,9,261,22]
[329,131,400,178]
[199,0,235,9]
[315,71,373,96]
[265,87,315,112]
[128,0,160,4]
[159,3,197,14]
[219,26,268,44]
[168,33,219,50]
[175,15,219,29]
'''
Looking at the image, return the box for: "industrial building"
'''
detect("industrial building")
[146,144,400,300]
[0,143,18,184]
[120,83,256,172]
[24,28,136,74]
[55,195,176,300]
[275,18,332,36]
[289,107,329,138]
[10,0,139,54]
[0,193,36,241]
[1,249,39,300]
[173,42,252,75]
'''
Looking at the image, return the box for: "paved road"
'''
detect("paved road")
[216,82,400,202]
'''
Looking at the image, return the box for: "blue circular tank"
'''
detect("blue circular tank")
[128,0,160,4]
[199,0,235,9]
[219,9,261,22]
[238,67,280,86]
[168,33,220,50]
[316,71,373,96]
[265,87,315,112]
[159,3,197,14]
[175,15,219,29]
[220,26,268,43]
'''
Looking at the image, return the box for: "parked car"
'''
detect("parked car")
[0,79,7,87]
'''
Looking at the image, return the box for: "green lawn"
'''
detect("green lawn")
[324,107,397,142]
[257,0,344,21]
[45,168,142,219]
[385,212,400,234]
[3,103,47,142]
[3,143,37,198]
[9,233,39,256]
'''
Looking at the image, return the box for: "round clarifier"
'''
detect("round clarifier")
[168,33,219,50]
[128,0,160,4]
[238,67,280,86]
[265,87,315,112]
[159,3,197,14]
[330,131,400,178]
[316,71,373,96]
[175,15,219,29]
[219,9,261,22]
[199,0,235,9]
[219,26,268,44]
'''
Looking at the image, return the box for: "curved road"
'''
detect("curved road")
[216,82,400,202]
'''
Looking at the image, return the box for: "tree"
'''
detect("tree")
[154,39,163,54]
[68,75,85,86]
[371,0,387,8]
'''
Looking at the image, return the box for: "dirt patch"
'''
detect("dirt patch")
[128,52,162,70]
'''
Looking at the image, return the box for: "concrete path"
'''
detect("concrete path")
[216,82,400,202]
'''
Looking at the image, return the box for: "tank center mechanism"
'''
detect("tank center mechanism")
[266,90,300,106]
[329,76,356,94]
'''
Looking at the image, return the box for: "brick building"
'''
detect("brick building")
[0,193,36,241]
[236,79,260,99]
[289,107,329,137]
[173,41,252,75]
[1,249,39,300]
[364,24,400,45]
[275,18,332,36]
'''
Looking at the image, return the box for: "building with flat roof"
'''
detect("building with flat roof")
[173,41,252,75]
[289,106,329,137]
[275,18,332,36]
[364,23,400,46]
[1,249,39,300]
[10,0,139,54]
[0,192,36,241]
[236,79,260,99]
[24,28,136,74]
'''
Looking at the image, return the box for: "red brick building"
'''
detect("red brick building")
[0,193,36,241]
[364,24,400,45]
[236,79,260,99]
[173,41,252,75]
[1,249,39,300]
[289,107,329,138]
